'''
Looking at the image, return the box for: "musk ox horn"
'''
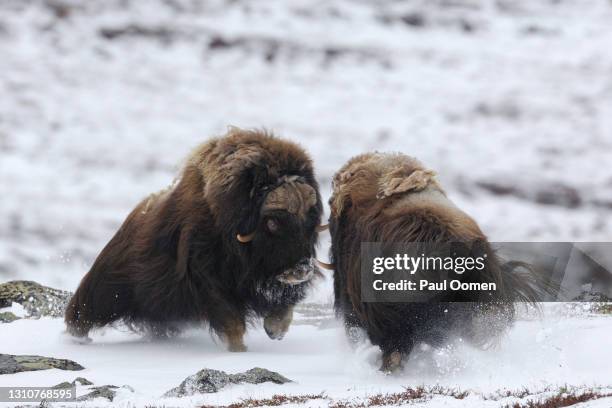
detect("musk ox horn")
[316,224,329,232]
[236,232,256,243]
[316,259,334,270]
[263,179,317,220]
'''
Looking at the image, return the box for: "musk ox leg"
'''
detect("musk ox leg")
[343,311,367,345]
[379,336,414,373]
[380,350,403,373]
[263,306,294,340]
[222,318,248,352]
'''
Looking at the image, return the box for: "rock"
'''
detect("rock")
[596,303,612,314]
[572,291,612,314]
[77,385,134,402]
[73,377,94,386]
[0,354,84,375]
[475,180,582,209]
[0,281,72,318]
[164,367,292,397]
[232,367,293,385]
[400,13,427,28]
[0,311,20,323]
[99,25,180,43]
[572,290,611,303]
[78,385,119,402]
[165,369,232,396]
[52,381,73,389]
[52,377,94,389]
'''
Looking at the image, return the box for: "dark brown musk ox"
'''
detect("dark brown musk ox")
[65,128,326,352]
[324,152,544,371]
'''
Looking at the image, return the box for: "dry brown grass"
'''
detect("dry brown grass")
[200,393,327,408]
[594,302,612,314]
[197,386,612,408]
[328,386,469,408]
[197,386,467,408]
[503,390,612,408]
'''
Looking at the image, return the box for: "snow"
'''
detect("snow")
[1,0,612,406]
[3,303,27,318]
[1,301,611,407]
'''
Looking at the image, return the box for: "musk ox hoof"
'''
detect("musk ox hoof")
[228,343,248,352]
[64,326,93,344]
[263,309,293,340]
[75,336,93,345]
[380,351,403,373]
[345,326,367,345]
[64,331,93,344]
[65,324,93,342]
[264,325,286,340]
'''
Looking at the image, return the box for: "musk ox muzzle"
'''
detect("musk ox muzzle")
[276,258,317,285]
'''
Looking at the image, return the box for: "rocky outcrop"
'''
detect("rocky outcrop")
[0,311,20,323]
[50,378,133,402]
[0,280,72,318]
[73,377,94,386]
[52,377,93,389]
[49,378,135,402]
[164,367,292,397]
[78,385,135,402]
[0,354,84,375]
[80,385,118,402]
[52,381,72,389]
[50,376,134,402]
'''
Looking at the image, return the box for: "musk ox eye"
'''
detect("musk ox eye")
[266,218,279,233]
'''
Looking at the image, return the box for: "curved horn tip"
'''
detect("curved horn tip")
[316,259,335,270]
[236,232,255,243]
[316,224,329,232]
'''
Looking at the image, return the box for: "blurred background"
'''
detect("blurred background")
[1,0,611,291]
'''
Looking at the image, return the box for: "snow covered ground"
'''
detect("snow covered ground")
[1,0,612,406]
[1,300,611,407]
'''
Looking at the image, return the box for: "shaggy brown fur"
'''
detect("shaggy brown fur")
[328,153,540,371]
[65,128,323,351]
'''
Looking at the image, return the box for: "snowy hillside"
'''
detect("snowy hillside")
[2,0,612,289]
[1,0,612,407]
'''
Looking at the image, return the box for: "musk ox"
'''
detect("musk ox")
[326,152,541,371]
[65,128,324,352]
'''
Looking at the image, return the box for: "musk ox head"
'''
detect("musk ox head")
[328,152,484,241]
[329,152,437,217]
[192,128,324,284]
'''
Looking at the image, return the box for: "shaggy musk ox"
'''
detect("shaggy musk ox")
[65,128,324,351]
[326,152,541,371]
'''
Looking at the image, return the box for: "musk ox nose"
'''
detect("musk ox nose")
[276,258,316,285]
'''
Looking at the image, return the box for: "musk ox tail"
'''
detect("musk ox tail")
[65,195,151,338]
[500,260,559,305]
[465,259,559,348]
[65,260,134,338]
